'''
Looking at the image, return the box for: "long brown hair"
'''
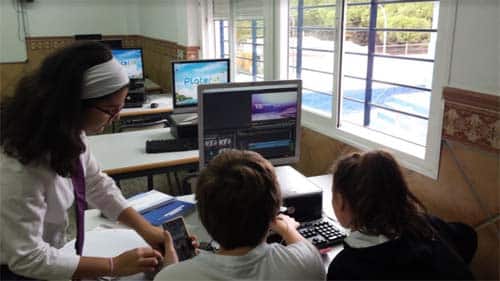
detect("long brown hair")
[332,150,434,240]
[1,41,112,177]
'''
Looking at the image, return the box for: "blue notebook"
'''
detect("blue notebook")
[142,199,196,226]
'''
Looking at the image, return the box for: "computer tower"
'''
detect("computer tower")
[275,166,323,222]
[168,113,198,139]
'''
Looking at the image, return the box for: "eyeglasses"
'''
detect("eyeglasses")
[94,105,123,123]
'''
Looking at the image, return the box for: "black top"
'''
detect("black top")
[327,217,477,280]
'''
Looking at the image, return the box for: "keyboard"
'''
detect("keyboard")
[145,138,198,153]
[267,218,345,250]
[123,101,144,108]
[298,219,346,250]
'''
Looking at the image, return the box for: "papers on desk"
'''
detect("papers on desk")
[127,190,195,226]
[142,199,195,226]
[127,190,174,214]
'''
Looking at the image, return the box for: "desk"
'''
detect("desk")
[80,188,343,279]
[120,94,172,118]
[87,128,198,189]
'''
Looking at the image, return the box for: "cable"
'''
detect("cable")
[11,0,29,41]
[443,139,499,235]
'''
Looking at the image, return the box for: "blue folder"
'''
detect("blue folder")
[142,199,196,226]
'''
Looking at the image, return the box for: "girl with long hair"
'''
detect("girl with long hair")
[328,150,477,280]
[1,41,167,280]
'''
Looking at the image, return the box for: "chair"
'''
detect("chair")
[180,172,199,195]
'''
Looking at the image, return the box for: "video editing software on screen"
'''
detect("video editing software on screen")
[201,87,299,165]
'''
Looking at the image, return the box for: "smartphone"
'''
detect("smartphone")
[162,217,196,261]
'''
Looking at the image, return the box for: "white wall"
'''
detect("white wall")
[1,0,28,62]
[138,0,199,46]
[449,0,500,95]
[25,0,139,36]
[0,0,198,63]
[138,0,179,43]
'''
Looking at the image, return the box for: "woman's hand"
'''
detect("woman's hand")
[113,247,163,277]
[140,225,165,252]
[163,231,199,266]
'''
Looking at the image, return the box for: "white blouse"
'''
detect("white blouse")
[0,135,129,280]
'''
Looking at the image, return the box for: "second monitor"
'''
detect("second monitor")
[172,58,230,114]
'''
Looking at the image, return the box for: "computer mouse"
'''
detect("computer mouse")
[150,103,159,109]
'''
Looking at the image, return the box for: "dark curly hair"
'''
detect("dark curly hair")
[195,149,282,250]
[332,150,435,241]
[1,41,113,177]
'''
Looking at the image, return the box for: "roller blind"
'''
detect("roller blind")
[214,0,265,20]
[233,0,264,20]
[213,0,230,20]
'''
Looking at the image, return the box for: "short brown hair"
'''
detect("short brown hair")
[195,149,281,249]
[332,150,434,240]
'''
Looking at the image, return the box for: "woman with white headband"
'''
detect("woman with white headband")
[0,42,179,279]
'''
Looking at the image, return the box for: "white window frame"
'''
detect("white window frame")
[281,0,457,179]
[202,0,276,82]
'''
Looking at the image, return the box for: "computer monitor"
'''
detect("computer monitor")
[172,59,230,113]
[198,80,302,168]
[100,39,123,49]
[111,48,144,80]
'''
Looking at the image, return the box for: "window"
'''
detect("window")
[209,0,270,82]
[204,0,455,178]
[289,0,337,115]
[235,19,265,81]
[285,0,451,178]
[340,0,438,147]
[214,20,230,58]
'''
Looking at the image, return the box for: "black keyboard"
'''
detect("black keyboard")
[298,219,346,249]
[123,101,144,108]
[145,138,198,153]
[267,218,345,250]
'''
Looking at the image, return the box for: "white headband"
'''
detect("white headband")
[81,58,129,100]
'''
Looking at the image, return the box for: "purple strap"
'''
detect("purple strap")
[71,159,87,256]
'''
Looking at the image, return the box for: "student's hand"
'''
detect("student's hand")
[271,214,300,235]
[189,234,200,255]
[141,225,165,252]
[270,214,303,244]
[113,247,163,276]
[163,230,179,266]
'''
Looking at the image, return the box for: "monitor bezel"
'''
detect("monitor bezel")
[111,47,145,80]
[171,58,230,114]
[197,80,302,170]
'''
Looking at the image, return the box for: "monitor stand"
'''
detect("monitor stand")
[168,113,198,139]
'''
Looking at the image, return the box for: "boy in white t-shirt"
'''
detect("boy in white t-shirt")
[155,149,325,280]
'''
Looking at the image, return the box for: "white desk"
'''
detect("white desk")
[87,128,198,189]
[80,189,343,280]
[120,94,173,118]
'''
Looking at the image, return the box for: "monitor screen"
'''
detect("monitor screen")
[172,59,230,112]
[111,48,144,79]
[198,80,302,168]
